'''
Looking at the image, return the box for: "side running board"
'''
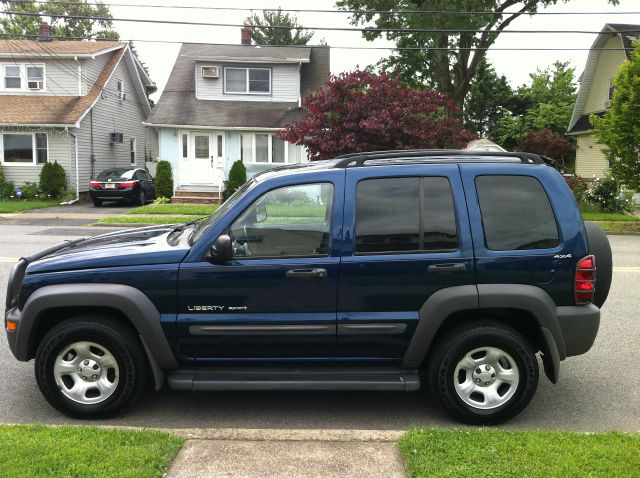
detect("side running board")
[167,365,420,392]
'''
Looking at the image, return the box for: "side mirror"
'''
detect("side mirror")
[205,234,233,264]
[255,203,267,223]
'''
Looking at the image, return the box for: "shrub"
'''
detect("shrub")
[39,161,67,198]
[564,175,588,205]
[19,182,41,200]
[0,163,4,183]
[586,174,634,214]
[154,196,170,205]
[0,181,15,200]
[155,160,173,198]
[222,160,247,201]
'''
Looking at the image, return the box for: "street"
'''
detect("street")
[1,222,639,432]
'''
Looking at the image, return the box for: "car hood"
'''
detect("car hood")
[26,225,190,274]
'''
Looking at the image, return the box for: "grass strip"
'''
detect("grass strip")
[0,424,183,478]
[0,200,59,213]
[97,215,205,225]
[595,221,640,233]
[127,204,218,215]
[582,212,639,222]
[399,428,640,478]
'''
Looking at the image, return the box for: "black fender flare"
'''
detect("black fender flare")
[13,284,178,386]
[402,284,565,383]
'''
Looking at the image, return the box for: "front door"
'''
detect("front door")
[337,164,475,358]
[181,132,225,187]
[176,173,344,361]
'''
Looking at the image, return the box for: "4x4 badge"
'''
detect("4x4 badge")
[553,254,572,259]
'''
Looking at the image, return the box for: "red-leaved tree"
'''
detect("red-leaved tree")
[278,70,476,160]
[519,129,575,169]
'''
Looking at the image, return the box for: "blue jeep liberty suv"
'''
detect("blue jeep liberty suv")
[4,150,612,424]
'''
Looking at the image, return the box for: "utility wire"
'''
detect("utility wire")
[2,10,640,35]
[2,0,638,16]
[0,33,634,52]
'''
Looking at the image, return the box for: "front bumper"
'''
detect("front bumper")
[5,306,22,360]
[557,304,600,357]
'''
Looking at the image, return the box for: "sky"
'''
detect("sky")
[105,0,640,100]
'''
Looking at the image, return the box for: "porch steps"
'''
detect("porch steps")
[171,188,222,204]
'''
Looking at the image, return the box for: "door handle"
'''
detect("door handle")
[428,263,467,273]
[285,268,328,279]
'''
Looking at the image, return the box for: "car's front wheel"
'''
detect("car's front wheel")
[35,316,147,418]
[428,321,539,425]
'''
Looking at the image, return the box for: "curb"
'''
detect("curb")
[169,428,405,443]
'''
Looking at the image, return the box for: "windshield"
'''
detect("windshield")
[97,169,135,181]
[189,180,255,244]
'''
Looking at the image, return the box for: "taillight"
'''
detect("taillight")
[575,255,596,304]
[119,181,136,188]
[90,181,101,188]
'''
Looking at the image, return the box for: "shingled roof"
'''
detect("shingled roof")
[147,43,329,129]
[0,46,126,127]
[0,40,124,57]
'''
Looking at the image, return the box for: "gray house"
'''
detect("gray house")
[0,26,157,199]
[146,28,329,202]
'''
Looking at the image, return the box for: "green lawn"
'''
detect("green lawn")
[0,425,183,478]
[596,221,640,233]
[582,212,639,222]
[399,428,640,478]
[127,204,218,215]
[0,200,59,213]
[97,215,204,225]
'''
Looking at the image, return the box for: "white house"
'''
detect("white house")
[146,28,330,203]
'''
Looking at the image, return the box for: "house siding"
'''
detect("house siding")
[73,55,157,192]
[0,127,72,187]
[584,36,627,114]
[158,127,180,188]
[575,134,609,178]
[195,62,300,103]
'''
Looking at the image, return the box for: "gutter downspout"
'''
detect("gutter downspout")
[60,131,80,205]
[90,108,95,179]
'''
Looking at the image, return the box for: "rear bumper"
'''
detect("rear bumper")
[90,189,136,201]
[556,304,600,357]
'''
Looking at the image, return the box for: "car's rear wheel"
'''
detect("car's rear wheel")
[92,198,102,207]
[428,321,539,425]
[137,191,146,206]
[35,316,147,418]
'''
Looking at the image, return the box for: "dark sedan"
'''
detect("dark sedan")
[89,168,156,206]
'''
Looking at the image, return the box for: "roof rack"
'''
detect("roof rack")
[332,149,552,168]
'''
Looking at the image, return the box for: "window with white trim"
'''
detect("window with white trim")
[224,67,271,94]
[1,132,48,165]
[1,63,45,91]
[130,138,136,165]
[239,133,302,164]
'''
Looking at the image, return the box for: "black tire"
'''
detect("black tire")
[584,221,612,308]
[427,321,539,425]
[137,190,146,206]
[92,198,102,207]
[35,315,148,418]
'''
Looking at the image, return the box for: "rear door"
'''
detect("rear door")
[337,164,475,358]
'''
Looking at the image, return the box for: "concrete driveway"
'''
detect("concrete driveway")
[0,224,638,433]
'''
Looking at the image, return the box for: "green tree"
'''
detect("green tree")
[464,58,513,137]
[489,61,577,154]
[154,160,173,199]
[246,8,314,46]
[592,43,640,190]
[337,0,618,111]
[223,160,247,201]
[0,0,119,39]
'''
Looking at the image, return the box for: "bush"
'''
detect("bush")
[154,196,170,205]
[19,182,41,200]
[222,160,247,202]
[564,175,588,205]
[0,163,4,183]
[0,181,15,200]
[39,161,67,198]
[155,160,173,198]
[586,174,634,213]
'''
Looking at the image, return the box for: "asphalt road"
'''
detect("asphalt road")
[1,224,639,432]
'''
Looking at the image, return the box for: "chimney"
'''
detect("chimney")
[241,24,252,45]
[39,22,52,42]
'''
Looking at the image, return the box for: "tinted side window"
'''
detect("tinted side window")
[355,177,458,254]
[476,175,560,251]
[423,177,458,251]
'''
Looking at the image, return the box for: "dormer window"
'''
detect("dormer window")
[1,63,45,91]
[224,67,271,95]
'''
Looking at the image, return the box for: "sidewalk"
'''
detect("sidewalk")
[165,429,407,478]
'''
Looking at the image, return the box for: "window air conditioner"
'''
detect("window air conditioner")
[201,66,220,78]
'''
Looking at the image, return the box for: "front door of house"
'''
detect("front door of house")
[182,132,225,187]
